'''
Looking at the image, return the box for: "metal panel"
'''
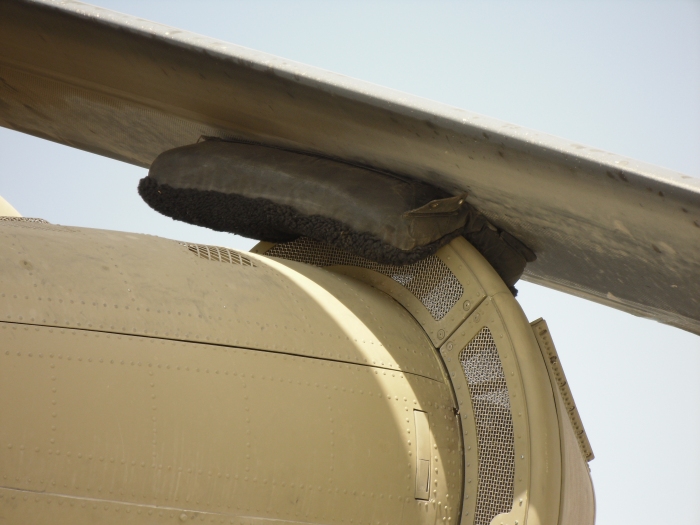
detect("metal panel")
[531,319,594,462]
[0,220,466,523]
[256,238,488,347]
[441,300,533,525]
[265,238,463,322]
[531,319,596,525]
[439,237,564,525]
[0,323,461,525]
[0,221,444,382]
[414,410,431,500]
[0,0,699,333]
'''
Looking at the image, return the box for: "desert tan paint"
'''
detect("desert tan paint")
[433,240,563,525]
[258,237,587,525]
[0,196,21,217]
[531,319,595,525]
[0,221,591,525]
[0,221,461,525]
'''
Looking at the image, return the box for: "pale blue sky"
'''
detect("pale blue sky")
[1,1,699,523]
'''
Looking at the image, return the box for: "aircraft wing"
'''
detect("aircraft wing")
[1,0,699,334]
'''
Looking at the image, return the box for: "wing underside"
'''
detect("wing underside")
[1,0,698,334]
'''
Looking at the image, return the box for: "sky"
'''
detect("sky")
[1,1,699,523]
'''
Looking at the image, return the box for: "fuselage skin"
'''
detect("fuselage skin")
[0,220,462,525]
[0,220,590,525]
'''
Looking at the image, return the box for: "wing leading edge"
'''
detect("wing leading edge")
[1,0,698,334]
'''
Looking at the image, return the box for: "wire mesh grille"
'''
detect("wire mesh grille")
[0,216,77,232]
[459,327,515,525]
[182,243,255,267]
[265,237,463,321]
[0,217,49,223]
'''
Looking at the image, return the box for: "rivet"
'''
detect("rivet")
[437,329,445,340]
[463,301,471,311]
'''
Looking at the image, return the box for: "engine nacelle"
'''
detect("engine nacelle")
[0,217,593,525]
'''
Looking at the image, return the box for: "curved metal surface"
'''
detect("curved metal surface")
[0,0,698,334]
[0,222,462,525]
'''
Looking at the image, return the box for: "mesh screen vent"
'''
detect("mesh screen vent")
[0,217,78,232]
[0,217,49,223]
[182,243,255,267]
[265,237,462,321]
[459,327,515,525]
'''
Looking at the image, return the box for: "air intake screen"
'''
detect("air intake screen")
[0,217,49,223]
[265,237,462,321]
[459,327,515,525]
[0,216,77,232]
[182,243,256,267]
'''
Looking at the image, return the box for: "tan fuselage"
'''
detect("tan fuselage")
[0,219,593,525]
[0,220,463,525]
